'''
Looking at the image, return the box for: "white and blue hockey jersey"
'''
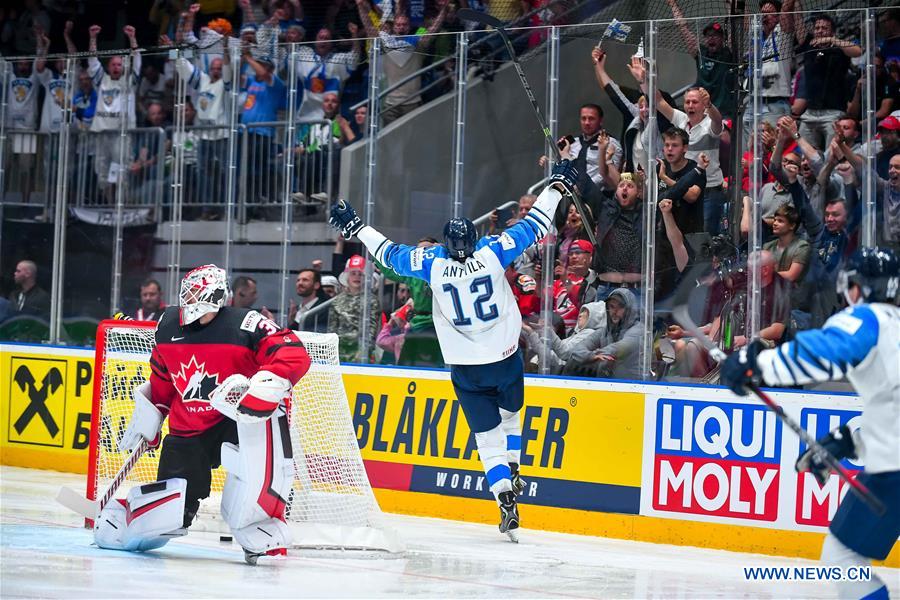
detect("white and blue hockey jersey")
[357,187,563,365]
[757,303,900,473]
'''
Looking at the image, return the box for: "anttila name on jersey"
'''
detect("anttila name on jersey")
[442,258,487,279]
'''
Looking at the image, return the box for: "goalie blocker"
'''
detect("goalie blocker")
[93,265,310,561]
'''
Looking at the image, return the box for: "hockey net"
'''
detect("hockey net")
[86,319,402,552]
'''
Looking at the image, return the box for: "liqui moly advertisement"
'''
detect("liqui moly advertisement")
[640,387,865,533]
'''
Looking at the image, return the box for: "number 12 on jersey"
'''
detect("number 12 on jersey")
[442,276,499,326]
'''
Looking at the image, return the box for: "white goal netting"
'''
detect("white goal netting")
[87,320,401,552]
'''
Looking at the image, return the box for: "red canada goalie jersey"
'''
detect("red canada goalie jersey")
[148,306,311,436]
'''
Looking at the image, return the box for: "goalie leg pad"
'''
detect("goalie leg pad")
[474,424,512,499]
[231,517,292,555]
[94,478,188,552]
[499,408,522,465]
[221,415,294,549]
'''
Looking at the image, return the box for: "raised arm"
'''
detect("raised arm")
[631,56,675,123]
[416,0,449,49]
[63,20,77,55]
[34,27,49,74]
[664,0,699,56]
[354,0,380,38]
[88,25,103,81]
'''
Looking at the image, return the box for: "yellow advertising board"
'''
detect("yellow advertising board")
[1,345,95,472]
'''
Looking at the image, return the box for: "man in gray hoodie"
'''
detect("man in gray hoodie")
[568,288,642,380]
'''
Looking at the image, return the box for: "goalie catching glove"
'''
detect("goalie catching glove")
[210,370,291,423]
[119,381,164,452]
[795,424,860,486]
[329,199,364,240]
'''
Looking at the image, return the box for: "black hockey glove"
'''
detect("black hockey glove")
[795,424,858,486]
[329,199,364,240]
[548,159,578,197]
[719,339,765,397]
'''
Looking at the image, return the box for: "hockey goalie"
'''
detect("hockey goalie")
[93,264,311,564]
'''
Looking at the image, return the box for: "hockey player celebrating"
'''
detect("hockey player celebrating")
[93,264,311,564]
[328,160,580,541]
[721,247,900,600]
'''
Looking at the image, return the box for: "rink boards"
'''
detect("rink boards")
[1,341,897,567]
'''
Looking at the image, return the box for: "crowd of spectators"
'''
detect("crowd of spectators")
[1,0,567,216]
[3,3,900,384]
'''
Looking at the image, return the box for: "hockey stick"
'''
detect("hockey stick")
[672,304,886,517]
[457,8,597,247]
[56,439,150,519]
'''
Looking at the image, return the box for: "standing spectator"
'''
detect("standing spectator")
[175,41,233,216]
[817,197,852,277]
[653,84,724,235]
[240,53,286,204]
[8,260,50,319]
[875,116,900,180]
[137,62,174,122]
[289,269,331,333]
[4,58,40,204]
[73,69,99,130]
[744,0,805,134]
[591,48,669,173]
[11,0,50,56]
[632,57,725,234]
[231,275,259,308]
[593,173,644,300]
[847,50,898,124]
[328,255,381,362]
[541,103,623,196]
[778,116,841,216]
[658,127,705,234]
[292,25,361,122]
[34,27,70,134]
[879,7,900,65]
[293,91,343,202]
[134,279,166,321]
[88,25,142,203]
[355,0,449,125]
[666,1,737,118]
[876,154,900,251]
[792,15,862,152]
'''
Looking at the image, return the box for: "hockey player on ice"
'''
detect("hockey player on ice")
[93,264,311,564]
[329,160,580,542]
[721,247,900,600]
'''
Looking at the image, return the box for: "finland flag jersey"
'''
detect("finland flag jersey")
[357,187,563,365]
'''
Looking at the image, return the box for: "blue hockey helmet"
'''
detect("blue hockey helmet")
[837,247,900,304]
[443,217,477,261]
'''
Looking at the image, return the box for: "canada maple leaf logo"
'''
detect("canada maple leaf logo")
[171,355,221,403]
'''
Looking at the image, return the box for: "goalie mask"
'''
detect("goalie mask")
[443,218,477,262]
[180,264,230,325]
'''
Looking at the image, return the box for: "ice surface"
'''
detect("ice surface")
[2,466,897,599]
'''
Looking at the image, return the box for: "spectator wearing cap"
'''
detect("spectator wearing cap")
[876,116,900,180]
[240,51,286,204]
[666,0,738,118]
[292,25,362,122]
[328,255,381,363]
[563,239,603,309]
[792,14,862,152]
[556,203,594,273]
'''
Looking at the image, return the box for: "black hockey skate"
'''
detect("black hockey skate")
[510,463,526,496]
[243,548,263,566]
[498,491,520,543]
